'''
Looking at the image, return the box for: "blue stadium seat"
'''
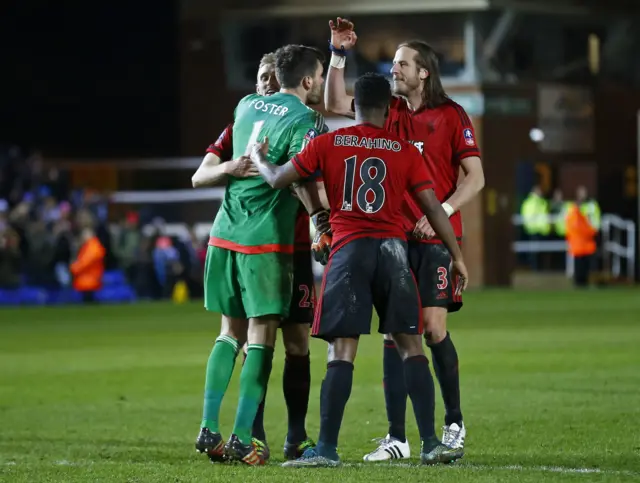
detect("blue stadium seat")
[51,288,83,305]
[95,285,136,303]
[102,270,127,287]
[0,289,21,306]
[18,287,49,305]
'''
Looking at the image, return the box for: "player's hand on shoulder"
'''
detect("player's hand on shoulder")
[413,216,436,240]
[451,260,469,293]
[226,156,259,178]
[329,17,358,51]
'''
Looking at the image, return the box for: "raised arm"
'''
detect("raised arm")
[325,17,357,118]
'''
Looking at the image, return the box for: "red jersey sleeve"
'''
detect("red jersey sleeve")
[291,135,323,179]
[449,104,481,162]
[206,123,233,159]
[407,148,434,194]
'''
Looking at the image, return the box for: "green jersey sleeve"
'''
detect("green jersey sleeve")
[287,110,327,159]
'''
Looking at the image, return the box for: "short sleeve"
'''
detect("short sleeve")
[450,104,481,161]
[291,136,324,179]
[287,112,327,159]
[407,149,433,194]
[206,123,233,159]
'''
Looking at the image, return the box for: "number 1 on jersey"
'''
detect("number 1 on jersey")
[244,120,265,155]
[341,155,387,213]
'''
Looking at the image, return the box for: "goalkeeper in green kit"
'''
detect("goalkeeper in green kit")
[195,44,331,466]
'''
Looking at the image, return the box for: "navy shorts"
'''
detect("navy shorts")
[312,237,423,341]
[283,250,315,325]
[408,242,463,312]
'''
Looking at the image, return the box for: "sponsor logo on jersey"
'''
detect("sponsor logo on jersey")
[408,140,424,154]
[463,128,475,146]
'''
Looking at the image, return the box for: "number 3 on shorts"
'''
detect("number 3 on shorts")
[437,266,448,290]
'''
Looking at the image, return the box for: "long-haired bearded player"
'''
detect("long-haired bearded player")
[324,18,485,463]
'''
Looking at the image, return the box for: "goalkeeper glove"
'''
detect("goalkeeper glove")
[311,209,332,265]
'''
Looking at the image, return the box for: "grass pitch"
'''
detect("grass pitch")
[1,289,639,482]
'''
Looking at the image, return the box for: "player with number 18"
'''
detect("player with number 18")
[248,73,469,467]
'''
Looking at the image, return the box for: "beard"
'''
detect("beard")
[392,76,421,97]
[306,84,323,105]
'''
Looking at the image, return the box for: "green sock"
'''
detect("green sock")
[232,344,274,444]
[201,335,240,433]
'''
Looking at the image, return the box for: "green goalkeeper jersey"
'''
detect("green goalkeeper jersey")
[210,92,326,254]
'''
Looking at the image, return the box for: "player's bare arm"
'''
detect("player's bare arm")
[444,156,485,212]
[324,17,357,119]
[292,181,326,215]
[413,155,484,238]
[415,189,469,290]
[316,181,330,209]
[249,137,301,189]
[192,154,258,188]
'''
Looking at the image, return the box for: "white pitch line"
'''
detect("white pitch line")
[3,459,638,477]
[341,461,638,476]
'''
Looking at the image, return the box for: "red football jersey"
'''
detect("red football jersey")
[207,124,233,158]
[292,123,433,253]
[206,123,311,249]
[385,97,481,243]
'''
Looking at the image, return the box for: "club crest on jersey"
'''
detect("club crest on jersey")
[463,128,475,146]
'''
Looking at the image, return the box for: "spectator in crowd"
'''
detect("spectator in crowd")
[113,212,141,284]
[0,219,22,290]
[520,184,550,270]
[152,235,182,298]
[565,202,597,287]
[70,226,106,303]
[51,205,73,288]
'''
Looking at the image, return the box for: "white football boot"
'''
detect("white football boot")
[363,435,410,461]
[442,422,466,450]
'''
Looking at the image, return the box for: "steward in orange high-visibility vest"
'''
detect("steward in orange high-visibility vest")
[71,228,106,302]
[565,203,596,287]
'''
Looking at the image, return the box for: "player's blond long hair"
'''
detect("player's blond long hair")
[398,40,449,109]
[259,52,276,68]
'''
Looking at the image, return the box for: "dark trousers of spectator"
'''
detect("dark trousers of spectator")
[81,290,97,303]
[573,255,592,287]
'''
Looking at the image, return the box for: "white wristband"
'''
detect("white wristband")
[330,53,346,69]
[442,202,455,217]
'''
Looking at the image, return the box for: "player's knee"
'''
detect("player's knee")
[220,315,248,346]
[423,308,448,344]
[282,324,310,356]
[391,333,424,360]
[327,337,358,363]
[247,315,280,347]
[383,333,394,341]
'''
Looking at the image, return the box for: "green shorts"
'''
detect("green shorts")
[203,246,294,319]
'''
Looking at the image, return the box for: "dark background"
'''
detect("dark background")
[0,0,180,157]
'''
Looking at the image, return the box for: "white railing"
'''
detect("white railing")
[511,213,636,281]
[602,214,636,280]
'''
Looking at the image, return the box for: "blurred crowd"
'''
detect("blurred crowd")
[0,146,207,301]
